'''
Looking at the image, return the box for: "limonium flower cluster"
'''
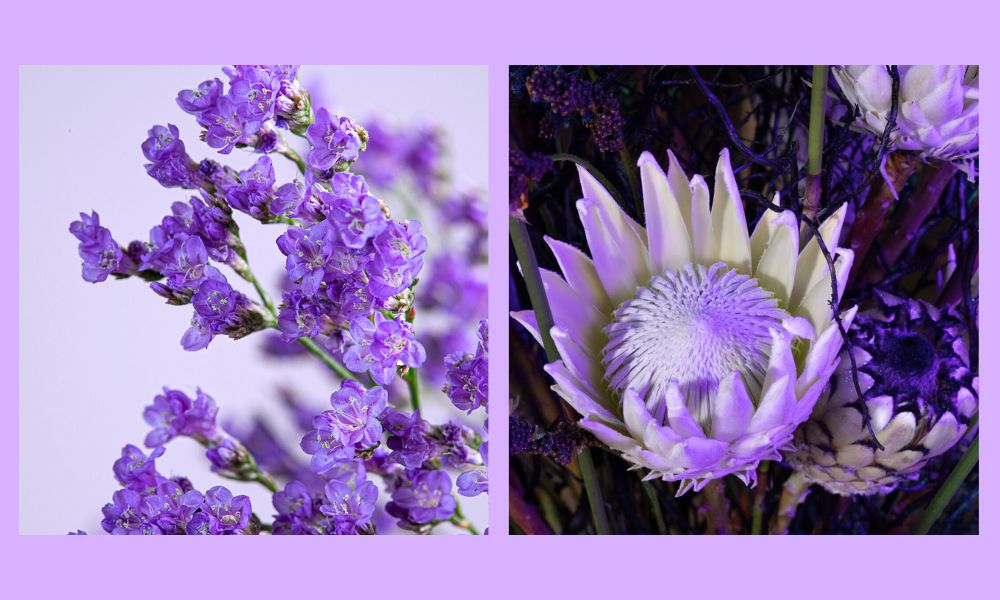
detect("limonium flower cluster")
[70,65,487,535]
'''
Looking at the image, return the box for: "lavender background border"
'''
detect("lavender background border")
[2,0,993,597]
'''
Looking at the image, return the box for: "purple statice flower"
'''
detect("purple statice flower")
[271,179,306,219]
[509,147,554,215]
[143,480,204,534]
[306,107,364,173]
[440,190,487,232]
[272,480,326,535]
[443,320,488,413]
[356,118,442,195]
[181,272,263,351]
[69,211,127,283]
[157,234,210,293]
[313,381,387,450]
[225,155,276,221]
[227,66,281,125]
[203,96,259,154]
[344,313,426,385]
[201,486,252,534]
[387,469,456,525]
[204,436,244,473]
[320,479,378,534]
[433,421,479,469]
[373,220,427,267]
[457,469,488,498]
[142,387,219,446]
[112,444,165,494]
[300,423,354,477]
[337,278,375,320]
[384,408,433,468]
[101,489,161,535]
[276,220,341,295]
[188,195,234,263]
[320,172,387,249]
[141,124,203,189]
[176,78,223,125]
[277,288,331,341]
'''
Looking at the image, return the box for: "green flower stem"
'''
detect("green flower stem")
[750,462,770,534]
[449,505,481,535]
[509,215,610,535]
[770,471,810,535]
[641,478,668,535]
[297,337,359,382]
[548,153,625,209]
[804,65,829,217]
[277,139,307,174]
[912,434,979,534]
[404,368,421,412]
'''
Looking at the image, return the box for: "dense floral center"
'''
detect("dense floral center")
[602,263,787,410]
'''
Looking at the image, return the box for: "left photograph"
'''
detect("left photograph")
[20,65,488,535]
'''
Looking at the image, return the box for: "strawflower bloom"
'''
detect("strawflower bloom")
[513,149,856,493]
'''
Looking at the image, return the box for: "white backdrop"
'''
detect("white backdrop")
[19,65,488,534]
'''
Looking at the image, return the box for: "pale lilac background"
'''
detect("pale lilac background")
[2,0,994,598]
[18,65,488,534]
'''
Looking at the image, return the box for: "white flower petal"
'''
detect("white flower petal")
[682,437,729,469]
[796,248,854,334]
[709,149,752,274]
[623,388,655,439]
[550,327,603,397]
[789,203,847,311]
[638,151,693,274]
[710,372,753,442]
[544,361,618,421]
[578,199,645,306]
[749,374,795,433]
[576,163,648,250]
[753,210,799,305]
[510,310,541,347]
[874,412,917,456]
[545,236,612,313]
[921,412,963,458]
[665,382,705,438]
[749,199,782,270]
[579,418,635,452]
[538,267,607,350]
[689,175,713,264]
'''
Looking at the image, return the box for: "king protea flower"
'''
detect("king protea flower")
[788,293,978,495]
[513,149,856,494]
[833,65,978,171]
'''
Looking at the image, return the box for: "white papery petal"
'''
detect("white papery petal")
[510,310,541,347]
[550,327,603,397]
[578,199,645,306]
[689,175,713,264]
[577,163,648,248]
[665,150,694,228]
[749,375,795,433]
[638,151,693,274]
[711,372,753,442]
[538,267,607,350]
[709,149,752,274]
[545,361,618,420]
[790,203,847,310]
[545,236,612,313]
[665,382,705,438]
[922,413,962,458]
[753,210,799,305]
[623,388,655,439]
[579,418,635,452]
[682,437,729,469]
[749,200,782,270]
[798,306,856,394]
[874,413,918,455]
[796,248,854,334]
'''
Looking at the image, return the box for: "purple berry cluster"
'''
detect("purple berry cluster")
[525,66,625,153]
[70,65,487,535]
[509,147,554,215]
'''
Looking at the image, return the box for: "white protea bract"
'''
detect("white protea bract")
[513,149,856,494]
[833,65,978,172]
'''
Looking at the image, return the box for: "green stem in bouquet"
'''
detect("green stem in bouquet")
[912,433,979,534]
[804,65,828,217]
[404,368,421,412]
[509,215,610,535]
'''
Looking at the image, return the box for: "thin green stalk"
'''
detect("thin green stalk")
[449,505,481,535]
[577,447,610,534]
[912,434,979,534]
[297,337,359,381]
[750,462,770,534]
[641,479,668,535]
[804,65,828,216]
[404,368,421,412]
[509,216,559,360]
[277,140,307,174]
[807,65,829,177]
[509,215,610,534]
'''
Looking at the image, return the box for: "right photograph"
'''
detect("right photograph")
[508,66,979,535]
